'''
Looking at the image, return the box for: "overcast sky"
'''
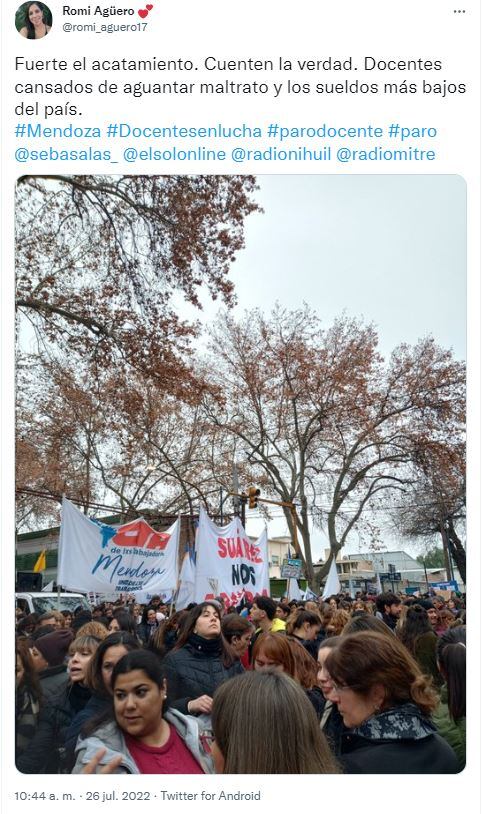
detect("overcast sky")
[199,174,466,361]
[197,174,466,557]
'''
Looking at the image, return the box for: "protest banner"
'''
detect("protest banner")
[57,497,179,600]
[193,507,269,604]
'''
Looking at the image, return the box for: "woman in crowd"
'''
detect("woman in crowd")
[19,2,51,38]
[107,612,139,638]
[324,608,350,637]
[221,614,254,669]
[16,639,42,764]
[324,631,459,773]
[138,606,160,644]
[432,626,466,771]
[64,632,142,759]
[16,614,38,638]
[73,650,213,774]
[148,611,189,660]
[396,604,442,687]
[286,609,322,659]
[447,597,463,616]
[435,609,457,636]
[343,613,395,638]
[61,611,73,628]
[252,632,324,718]
[17,634,100,773]
[162,602,243,716]
[211,671,339,773]
[316,636,345,755]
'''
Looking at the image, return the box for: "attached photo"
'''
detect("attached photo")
[15,174,466,774]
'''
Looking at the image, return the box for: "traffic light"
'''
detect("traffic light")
[248,486,261,509]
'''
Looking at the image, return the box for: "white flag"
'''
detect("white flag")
[321,557,341,599]
[176,552,196,610]
[287,578,302,601]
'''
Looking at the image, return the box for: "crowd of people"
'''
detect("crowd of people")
[15,589,466,774]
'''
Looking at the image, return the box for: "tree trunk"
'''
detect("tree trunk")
[439,522,453,581]
[446,517,466,586]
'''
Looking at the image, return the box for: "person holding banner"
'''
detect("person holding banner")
[162,602,243,716]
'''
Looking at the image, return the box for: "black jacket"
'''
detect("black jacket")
[39,664,69,700]
[16,680,91,774]
[163,633,244,714]
[340,703,459,774]
[64,692,112,769]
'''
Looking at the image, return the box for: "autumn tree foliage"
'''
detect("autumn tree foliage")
[16,175,259,393]
[16,360,226,530]
[201,306,466,590]
[16,175,260,525]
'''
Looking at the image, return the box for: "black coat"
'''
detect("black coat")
[339,703,459,774]
[16,680,91,774]
[163,633,244,714]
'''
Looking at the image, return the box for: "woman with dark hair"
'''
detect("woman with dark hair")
[324,632,459,773]
[221,614,254,669]
[211,671,340,774]
[16,639,42,762]
[162,602,243,716]
[19,3,51,38]
[107,612,139,638]
[64,632,142,760]
[396,604,442,687]
[137,606,159,644]
[61,611,73,628]
[432,626,466,770]
[286,609,322,659]
[72,650,213,774]
[148,610,189,660]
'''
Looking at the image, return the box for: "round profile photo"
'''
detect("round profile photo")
[16,2,52,39]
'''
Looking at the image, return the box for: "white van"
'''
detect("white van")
[15,592,90,615]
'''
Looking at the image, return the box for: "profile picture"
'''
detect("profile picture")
[15,2,52,39]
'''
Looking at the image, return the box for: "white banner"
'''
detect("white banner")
[193,507,270,605]
[321,557,341,599]
[57,497,179,598]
